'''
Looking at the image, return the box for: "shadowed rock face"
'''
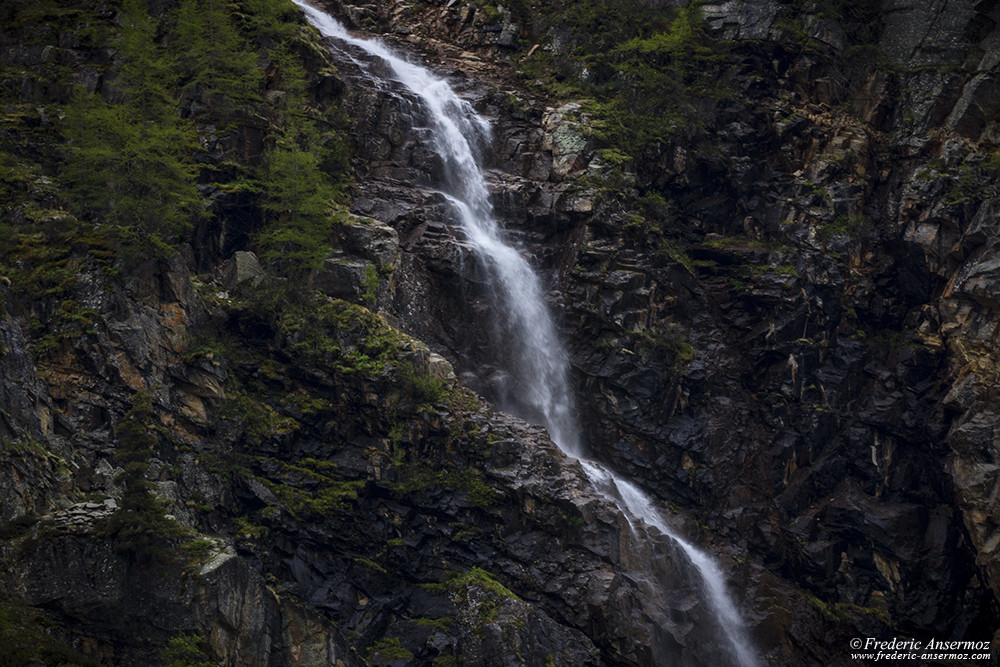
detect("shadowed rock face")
[2,0,1000,664]
[326,0,1000,656]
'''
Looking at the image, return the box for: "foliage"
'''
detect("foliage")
[237,0,303,44]
[173,0,261,109]
[98,392,187,559]
[0,515,38,540]
[368,637,415,663]
[251,32,351,276]
[117,0,178,124]
[3,0,353,286]
[0,602,102,667]
[161,633,214,667]
[62,89,202,256]
[60,0,205,257]
[518,3,725,157]
[256,147,341,273]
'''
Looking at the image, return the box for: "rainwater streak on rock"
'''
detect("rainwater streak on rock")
[293,3,758,664]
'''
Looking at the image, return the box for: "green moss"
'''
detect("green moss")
[658,239,694,272]
[423,568,519,631]
[771,264,800,277]
[253,456,364,519]
[806,593,894,629]
[362,263,379,304]
[393,464,497,509]
[180,538,216,566]
[817,214,867,242]
[628,324,695,377]
[239,290,407,379]
[395,360,449,408]
[3,439,50,461]
[233,515,269,541]
[749,264,799,278]
[414,617,454,632]
[424,567,519,601]
[222,392,299,445]
[367,637,414,663]
[701,236,769,250]
[353,557,389,575]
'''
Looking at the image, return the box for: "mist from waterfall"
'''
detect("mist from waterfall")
[293,3,759,664]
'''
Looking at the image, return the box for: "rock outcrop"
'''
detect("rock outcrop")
[2,0,1000,664]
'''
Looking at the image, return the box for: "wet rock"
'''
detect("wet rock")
[222,251,264,289]
[336,216,402,269]
[315,253,377,303]
[540,103,592,180]
[701,0,781,40]
[426,352,457,383]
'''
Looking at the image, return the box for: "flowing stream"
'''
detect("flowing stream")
[294,3,758,665]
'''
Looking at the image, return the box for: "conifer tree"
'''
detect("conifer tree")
[62,90,202,252]
[99,392,186,560]
[117,0,177,128]
[257,146,338,273]
[239,0,299,44]
[174,0,260,108]
[61,0,203,255]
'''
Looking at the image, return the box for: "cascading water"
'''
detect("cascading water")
[294,3,758,664]
[293,2,581,454]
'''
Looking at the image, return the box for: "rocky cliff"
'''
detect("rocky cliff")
[1,0,998,665]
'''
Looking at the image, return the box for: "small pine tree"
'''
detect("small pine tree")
[161,634,213,667]
[173,0,260,109]
[61,89,203,253]
[98,392,186,560]
[116,0,178,128]
[239,0,300,45]
[256,146,338,273]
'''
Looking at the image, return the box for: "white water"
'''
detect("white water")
[294,3,758,664]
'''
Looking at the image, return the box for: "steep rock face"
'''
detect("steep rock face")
[3,0,1000,664]
[320,0,1000,658]
[0,251,357,664]
[4,531,354,666]
[0,7,782,662]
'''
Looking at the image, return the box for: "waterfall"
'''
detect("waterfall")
[294,3,758,665]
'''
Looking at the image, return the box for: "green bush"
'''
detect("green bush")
[98,392,187,559]
[517,2,724,158]
[60,0,205,258]
[0,603,102,666]
[161,633,213,667]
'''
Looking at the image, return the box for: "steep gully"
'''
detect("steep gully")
[294,2,758,664]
